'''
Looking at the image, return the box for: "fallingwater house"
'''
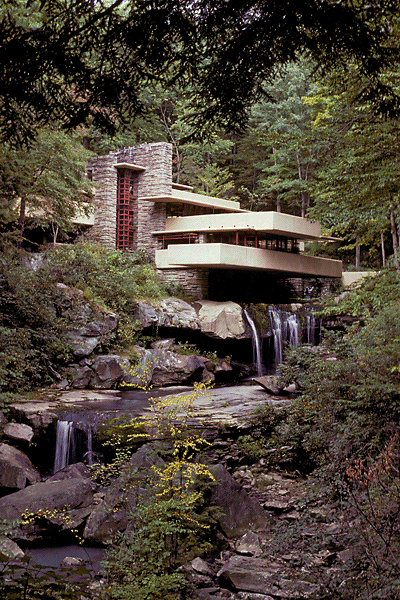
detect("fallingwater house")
[81,142,342,302]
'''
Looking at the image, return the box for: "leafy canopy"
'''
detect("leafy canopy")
[1,0,399,145]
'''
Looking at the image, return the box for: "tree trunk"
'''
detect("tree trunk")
[17,197,26,249]
[300,192,309,218]
[51,223,59,246]
[390,205,400,273]
[355,237,361,270]
[381,232,386,267]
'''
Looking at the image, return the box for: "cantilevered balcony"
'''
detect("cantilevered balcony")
[153,211,342,278]
[156,243,342,277]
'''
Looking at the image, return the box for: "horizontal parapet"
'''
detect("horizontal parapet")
[156,243,342,278]
[156,211,323,241]
[141,189,245,213]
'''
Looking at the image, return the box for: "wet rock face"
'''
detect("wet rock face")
[0,443,40,491]
[70,350,214,389]
[83,445,165,545]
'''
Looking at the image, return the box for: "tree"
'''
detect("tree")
[305,64,400,270]
[0,1,399,146]
[0,128,93,247]
[243,62,324,216]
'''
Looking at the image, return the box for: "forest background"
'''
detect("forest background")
[1,2,400,600]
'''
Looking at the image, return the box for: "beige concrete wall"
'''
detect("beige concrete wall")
[159,211,321,240]
[156,243,342,278]
[342,271,376,288]
[142,189,244,212]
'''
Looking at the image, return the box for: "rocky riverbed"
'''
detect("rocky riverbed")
[0,382,355,600]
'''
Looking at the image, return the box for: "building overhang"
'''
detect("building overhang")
[113,163,147,171]
[156,243,342,278]
[153,211,325,241]
[141,188,246,213]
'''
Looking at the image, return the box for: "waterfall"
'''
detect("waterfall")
[54,420,74,474]
[287,313,300,348]
[269,306,283,366]
[268,306,302,368]
[53,420,94,474]
[305,313,315,344]
[84,427,93,466]
[244,309,263,376]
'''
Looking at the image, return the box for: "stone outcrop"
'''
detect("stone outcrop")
[0,443,41,491]
[3,423,34,446]
[0,536,24,559]
[56,283,119,358]
[7,402,57,434]
[209,464,269,538]
[194,300,246,339]
[149,350,209,387]
[134,298,200,330]
[70,350,213,389]
[217,555,323,598]
[0,477,96,541]
[83,445,164,544]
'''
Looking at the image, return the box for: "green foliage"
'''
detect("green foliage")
[100,385,217,600]
[42,243,165,314]
[237,403,287,463]
[0,249,72,391]
[2,0,397,146]
[40,243,167,352]
[0,243,167,393]
[0,128,93,247]
[318,264,400,318]
[276,300,400,478]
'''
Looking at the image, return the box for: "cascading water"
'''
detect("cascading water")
[53,420,93,474]
[305,312,319,345]
[244,309,263,376]
[269,306,284,366]
[286,313,300,348]
[53,420,74,474]
[268,306,302,369]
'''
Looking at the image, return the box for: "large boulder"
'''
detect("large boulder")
[3,423,34,446]
[134,298,200,330]
[0,476,96,541]
[7,402,57,433]
[91,355,129,389]
[194,301,246,339]
[83,445,164,544]
[0,536,24,559]
[210,464,269,538]
[150,350,208,387]
[56,283,119,358]
[0,443,40,491]
[218,555,323,598]
[121,349,211,388]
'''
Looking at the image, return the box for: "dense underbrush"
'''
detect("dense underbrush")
[0,244,169,396]
[238,268,400,599]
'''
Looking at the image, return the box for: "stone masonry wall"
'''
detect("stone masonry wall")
[85,154,118,249]
[86,143,172,254]
[158,268,209,301]
[116,143,171,257]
